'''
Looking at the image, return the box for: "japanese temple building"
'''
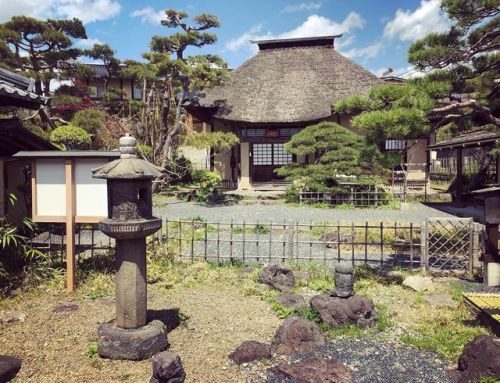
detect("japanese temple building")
[188,35,426,190]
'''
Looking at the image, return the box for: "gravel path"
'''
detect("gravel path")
[247,339,452,383]
[154,200,455,224]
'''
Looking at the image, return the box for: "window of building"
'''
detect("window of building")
[253,143,272,165]
[384,139,406,151]
[132,86,142,100]
[273,143,293,165]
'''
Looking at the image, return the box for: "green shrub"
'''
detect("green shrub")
[50,124,91,150]
[71,109,106,134]
[284,186,300,203]
[192,169,222,203]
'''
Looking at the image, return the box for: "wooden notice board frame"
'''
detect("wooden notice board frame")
[14,151,119,292]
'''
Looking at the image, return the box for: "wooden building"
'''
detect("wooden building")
[0,68,58,221]
[83,63,143,100]
[188,35,425,189]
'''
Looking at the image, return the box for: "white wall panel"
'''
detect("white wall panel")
[36,159,66,216]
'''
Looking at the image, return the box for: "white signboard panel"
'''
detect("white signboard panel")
[36,159,66,216]
[75,159,108,218]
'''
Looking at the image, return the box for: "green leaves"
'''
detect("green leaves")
[50,124,91,150]
[276,122,378,190]
[0,16,87,88]
[184,131,239,152]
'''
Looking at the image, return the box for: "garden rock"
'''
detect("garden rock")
[319,232,353,248]
[457,335,500,383]
[53,304,79,313]
[229,341,272,364]
[259,265,295,292]
[267,358,352,383]
[272,316,327,354]
[423,294,457,307]
[274,293,307,310]
[402,275,434,292]
[0,311,26,324]
[150,351,186,383]
[0,355,21,383]
[310,293,377,328]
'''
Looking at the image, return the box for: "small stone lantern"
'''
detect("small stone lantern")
[92,133,168,360]
[331,261,354,298]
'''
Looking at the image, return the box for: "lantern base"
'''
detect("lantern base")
[98,319,168,360]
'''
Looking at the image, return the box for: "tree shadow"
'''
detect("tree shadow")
[147,308,181,332]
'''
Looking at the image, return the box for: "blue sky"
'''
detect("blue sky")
[0,0,451,78]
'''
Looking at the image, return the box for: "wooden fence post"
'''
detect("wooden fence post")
[287,219,294,260]
[471,223,484,273]
[420,220,428,272]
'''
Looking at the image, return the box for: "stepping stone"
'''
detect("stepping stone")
[423,294,457,307]
[403,275,434,292]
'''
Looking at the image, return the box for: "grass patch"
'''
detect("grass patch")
[84,343,98,358]
[269,300,320,322]
[232,224,271,235]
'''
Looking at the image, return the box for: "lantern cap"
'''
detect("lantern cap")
[92,133,164,179]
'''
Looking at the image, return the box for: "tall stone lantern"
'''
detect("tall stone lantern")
[92,133,168,360]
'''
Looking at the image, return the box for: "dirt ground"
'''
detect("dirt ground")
[0,285,281,383]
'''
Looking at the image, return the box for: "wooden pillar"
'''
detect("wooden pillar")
[456,147,463,181]
[65,160,76,292]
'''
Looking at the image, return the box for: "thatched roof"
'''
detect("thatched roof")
[195,36,382,124]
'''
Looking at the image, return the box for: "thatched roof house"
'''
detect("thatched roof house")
[189,35,384,189]
[196,35,381,124]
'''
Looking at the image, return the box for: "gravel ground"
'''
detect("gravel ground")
[255,339,452,383]
[154,200,455,224]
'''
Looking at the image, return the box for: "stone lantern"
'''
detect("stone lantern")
[92,133,168,360]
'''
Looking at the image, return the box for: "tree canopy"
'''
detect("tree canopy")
[408,0,499,129]
[0,16,87,95]
[334,0,499,172]
[146,9,229,169]
[276,122,378,191]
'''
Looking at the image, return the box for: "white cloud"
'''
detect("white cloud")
[130,7,165,25]
[0,0,121,24]
[225,13,365,52]
[343,41,383,59]
[370,65,425,79]
[280,2,322,14]
[76,37,103,48]
[383,0,450,41]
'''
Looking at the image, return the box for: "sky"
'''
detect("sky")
[0,0,452,78]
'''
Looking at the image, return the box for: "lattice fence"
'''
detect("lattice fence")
[422,218,477,273]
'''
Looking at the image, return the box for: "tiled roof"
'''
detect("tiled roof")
[0,68,50,108]
[428,129,500,150]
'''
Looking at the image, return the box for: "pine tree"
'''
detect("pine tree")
[146,9,229,170]
[275,122,377,191]
[0,16,87,96]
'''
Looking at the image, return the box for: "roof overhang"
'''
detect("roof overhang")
[428,130,500,150]
[0,118,58,157]
[250,35,342,50]
[14,151,120,159]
